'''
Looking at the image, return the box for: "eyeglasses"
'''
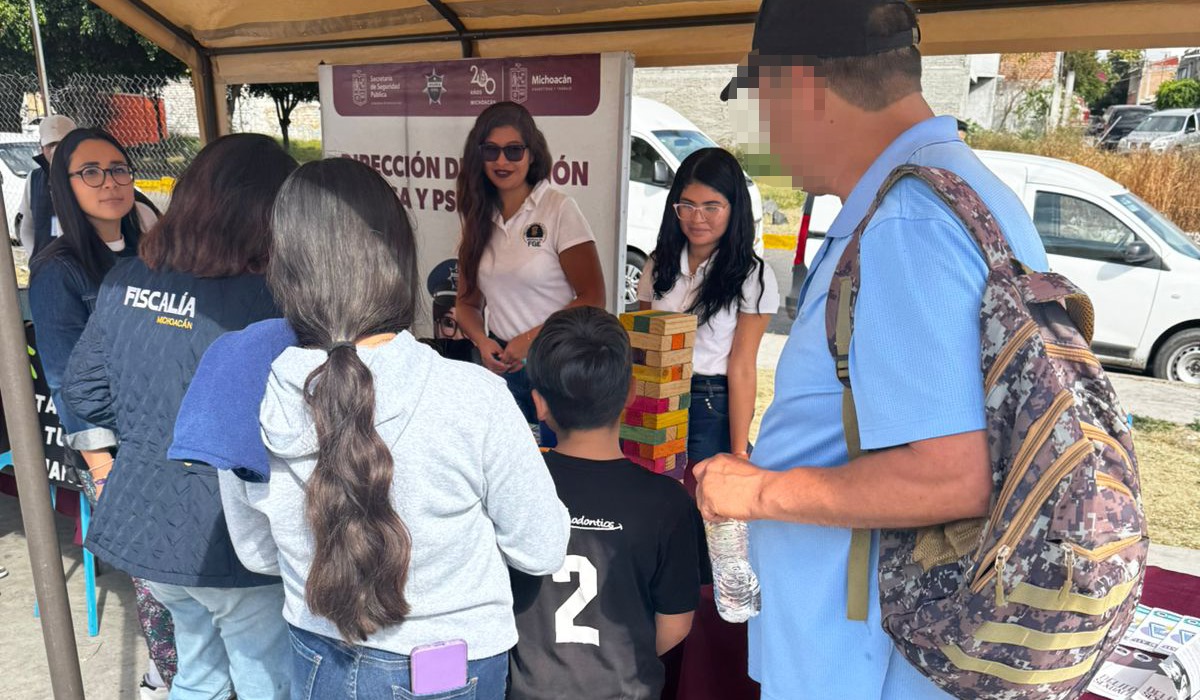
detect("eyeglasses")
[673,202,728,221]
[479,143,528,163]
[437,315,459,335]
[69,165,135,188]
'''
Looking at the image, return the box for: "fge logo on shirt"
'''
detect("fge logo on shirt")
[523,223,546,248]
[124,285,196,330]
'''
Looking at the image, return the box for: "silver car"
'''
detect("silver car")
[1118,108,1200,153]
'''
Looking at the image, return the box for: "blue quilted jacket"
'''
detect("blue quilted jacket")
[63,257,282,588]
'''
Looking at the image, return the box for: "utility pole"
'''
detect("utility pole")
[28,0,53,115]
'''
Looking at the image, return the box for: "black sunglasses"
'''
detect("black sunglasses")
[479,143,528,163]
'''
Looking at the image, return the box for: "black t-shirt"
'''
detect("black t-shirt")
[509,452,703,700]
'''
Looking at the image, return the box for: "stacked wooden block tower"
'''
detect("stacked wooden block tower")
[619,310,697,480]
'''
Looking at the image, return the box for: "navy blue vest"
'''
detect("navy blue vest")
[28,157,55,258]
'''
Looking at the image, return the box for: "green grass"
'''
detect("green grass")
[280,138,323,163]
[1131,414,1178,433]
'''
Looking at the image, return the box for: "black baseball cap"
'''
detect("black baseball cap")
[720,0,921,101]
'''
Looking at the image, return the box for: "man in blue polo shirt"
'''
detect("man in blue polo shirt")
[694,1,1049,699]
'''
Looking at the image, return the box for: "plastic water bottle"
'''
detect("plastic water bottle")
[705,519,761,623]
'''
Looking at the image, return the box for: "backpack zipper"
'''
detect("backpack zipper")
[1080,423,1134,474]
[1045,343,1103,368]
[971,437,1094,595]
[984,320,1039,392]
[1094,472,1136,501]
[971,390,1075,564]
[1068,534,1145,563]
[994,545,1012,607]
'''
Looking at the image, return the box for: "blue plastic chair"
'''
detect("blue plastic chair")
[1,451,100,636]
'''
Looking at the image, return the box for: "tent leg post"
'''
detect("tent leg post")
[0,184,86,696]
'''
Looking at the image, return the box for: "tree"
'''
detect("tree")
[1064,51,1108,107]
[1,0,188,128]
[1093,49,1146,113]
[1156,79,1200,110]
[0,0,186,83]
[248,83,319,151]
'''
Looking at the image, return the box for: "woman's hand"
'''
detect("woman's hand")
[500,331,534,371]
[476,336,511,374]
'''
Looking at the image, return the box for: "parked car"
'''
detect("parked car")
[1118,108,1200,153]
[804,150,1200,383]
[1097,107,1153,150]
[0,133,40,244]
[624,97,764,309]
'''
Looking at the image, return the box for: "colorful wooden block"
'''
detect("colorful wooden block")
[643,409,688,430]
[629,312,697,335]
[637,379,691,399]
[629,331,675,352]
[628,453,680,474]
[622,407,646,427]
[639,438,688,460]
[632,363,693,384]
[630,394,690,413]
[632,348,694,368]
[620,423,679,445]
[621,439,641,458]
[619,314,637,331]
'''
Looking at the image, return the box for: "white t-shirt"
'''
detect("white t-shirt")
[637,248,779,376]
[476,180,596,341]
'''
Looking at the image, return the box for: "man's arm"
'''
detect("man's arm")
[655,612,694,656]
[694,429,991,528]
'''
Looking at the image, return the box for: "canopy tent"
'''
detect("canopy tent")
[87,0,1200,142]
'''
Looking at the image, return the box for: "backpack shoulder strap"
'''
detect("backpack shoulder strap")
[825,164,1017,622]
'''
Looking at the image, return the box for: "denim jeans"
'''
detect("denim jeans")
[688,375,732,464]
[144,581,289,700]
[288,626,509,700]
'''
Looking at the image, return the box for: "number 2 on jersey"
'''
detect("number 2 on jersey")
[553,555,600,645]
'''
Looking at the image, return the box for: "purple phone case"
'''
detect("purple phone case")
[411,639,468,694]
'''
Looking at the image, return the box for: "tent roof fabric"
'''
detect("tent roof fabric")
[92,0,1200,84]
[86,0,1200,141]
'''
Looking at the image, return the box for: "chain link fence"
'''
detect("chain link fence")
[1,72,201,216]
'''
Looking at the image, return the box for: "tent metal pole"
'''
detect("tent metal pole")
[0,180,86,698]
[27,0,53,115]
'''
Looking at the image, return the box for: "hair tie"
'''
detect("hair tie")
[328,341,357,354]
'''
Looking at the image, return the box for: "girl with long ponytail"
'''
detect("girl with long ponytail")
[217,158,569,699]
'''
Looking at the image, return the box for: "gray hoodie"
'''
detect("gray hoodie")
[218,331,569,659]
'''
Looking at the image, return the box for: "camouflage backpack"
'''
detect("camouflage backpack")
[826,165,1148,699]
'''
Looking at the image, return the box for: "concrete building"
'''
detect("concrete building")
[1176,49,1200,82]
[1128,56,1180,105]
[631,55,1004,146]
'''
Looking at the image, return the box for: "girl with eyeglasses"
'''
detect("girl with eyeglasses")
[637,147,779,475]
[27,127,176,697]
[455,102,605,440]
[62,134,298,700]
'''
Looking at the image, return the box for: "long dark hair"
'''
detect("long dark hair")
[267,158,420,642]
[142,133,296,277]
[455,101,551,298]
[31,128,145,284]
[650,148,765,325]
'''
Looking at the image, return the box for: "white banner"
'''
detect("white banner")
[318,53,633,337]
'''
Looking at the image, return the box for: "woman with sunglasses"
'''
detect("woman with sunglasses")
[28,127,177,698]
[637,148,778,475]
[455,102,605,436]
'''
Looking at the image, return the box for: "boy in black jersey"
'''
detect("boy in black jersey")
[510,306,702,700]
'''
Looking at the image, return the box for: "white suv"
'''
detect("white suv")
[805,150,1200,383]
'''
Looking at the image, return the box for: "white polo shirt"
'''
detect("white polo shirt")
[637,248,779,376]
[477,180,596,341]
